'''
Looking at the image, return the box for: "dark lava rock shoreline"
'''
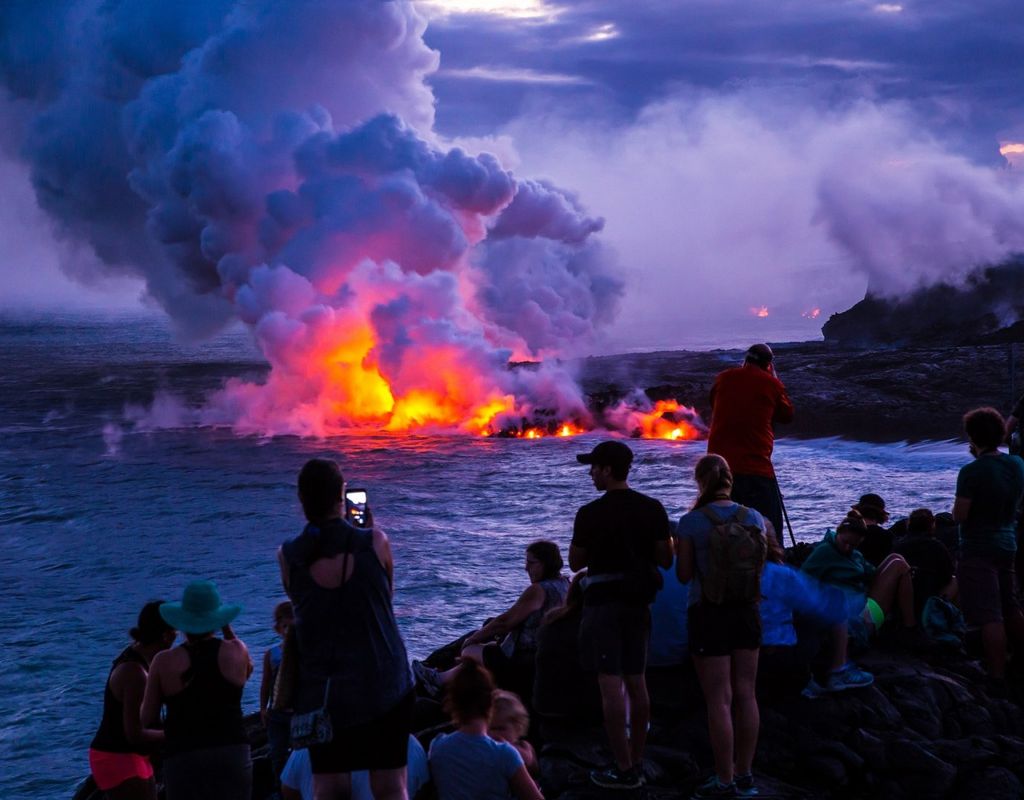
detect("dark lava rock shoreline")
[577,341,1024,443]
[72,636,1024,800]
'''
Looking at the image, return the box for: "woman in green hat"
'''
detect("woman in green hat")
[141,580,253,800]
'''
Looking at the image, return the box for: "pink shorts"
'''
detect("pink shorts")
[89,748,154,790]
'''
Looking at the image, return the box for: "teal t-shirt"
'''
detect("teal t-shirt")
[956,453,1024,556]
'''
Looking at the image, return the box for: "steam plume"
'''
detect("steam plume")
[0,1,623,435]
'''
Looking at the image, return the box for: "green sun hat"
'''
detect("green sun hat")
[159,580,241,635]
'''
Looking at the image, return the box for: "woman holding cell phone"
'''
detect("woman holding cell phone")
[277,459,414,800]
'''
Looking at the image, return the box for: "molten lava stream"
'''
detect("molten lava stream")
[636,400,702,440]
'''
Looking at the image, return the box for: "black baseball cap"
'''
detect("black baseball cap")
[576,440,634,470]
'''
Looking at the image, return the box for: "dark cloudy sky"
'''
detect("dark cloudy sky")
[1,0,1022,350]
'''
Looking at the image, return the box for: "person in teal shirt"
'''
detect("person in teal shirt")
[953,407,1024,678]
[801,511,917,638]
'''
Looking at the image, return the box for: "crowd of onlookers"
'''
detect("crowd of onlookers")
[86,400,1024,800]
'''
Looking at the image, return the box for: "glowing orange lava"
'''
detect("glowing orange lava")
[298,318,518,435]
[750,306,769,318]
[499,421,586,438]
[802,307,821,319]
[634,400,702,440]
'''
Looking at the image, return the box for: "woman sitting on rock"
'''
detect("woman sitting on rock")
[675,454,767,799]
[801,510,918,642]
[428,660,544,800]
[89,601,176,800]
[415,541,570,696]
[142,581,252,800]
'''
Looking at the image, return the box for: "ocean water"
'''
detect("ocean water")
[0,314,967,798]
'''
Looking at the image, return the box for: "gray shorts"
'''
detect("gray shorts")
[579,602,650,676]
[958,554,1020,627]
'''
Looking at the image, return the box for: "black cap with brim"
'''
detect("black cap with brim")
[576,440,634,469]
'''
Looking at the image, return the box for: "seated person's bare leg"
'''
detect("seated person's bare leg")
[369,767,408,800]
[313,772,352,800]
[869,555,916,627]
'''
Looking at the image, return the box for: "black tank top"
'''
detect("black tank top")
[90,646,148,753]
[163,638,246,755]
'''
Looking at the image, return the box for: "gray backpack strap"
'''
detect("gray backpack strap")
[699,506,723,525]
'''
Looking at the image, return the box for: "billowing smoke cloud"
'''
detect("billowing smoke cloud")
[504,91,1024,349]
[0,0,622,435]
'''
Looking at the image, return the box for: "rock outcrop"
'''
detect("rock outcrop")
[72,636,1024,800]
[577,340,1022,442]
[821,260,1024,349]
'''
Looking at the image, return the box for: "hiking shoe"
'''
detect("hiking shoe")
[800,677,825,699]
[735,773,759,797]
[692,775,737,798]
[824,662,874,692]
[411,660,443,699]
[589,765,643,790]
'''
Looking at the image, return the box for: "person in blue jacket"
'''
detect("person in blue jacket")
[760,531,872,695]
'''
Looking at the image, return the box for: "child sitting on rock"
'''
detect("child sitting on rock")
[489,690,538,777]
[260,600,294,789]
[429,660,543,800]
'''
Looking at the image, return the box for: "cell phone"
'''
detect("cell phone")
[345,488,369,527]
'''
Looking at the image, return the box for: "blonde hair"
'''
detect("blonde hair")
[692,454,734,510]
[491,690,529,740]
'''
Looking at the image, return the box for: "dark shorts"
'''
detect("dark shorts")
[958,555,1021,627]
[579,602,650,676]
[308,691,415,774]
[164,744,251,800]
[731,474,783,543]
[688,601,762,658]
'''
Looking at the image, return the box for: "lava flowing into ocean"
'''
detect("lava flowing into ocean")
[625,399,703,440]
[0,2,708,444]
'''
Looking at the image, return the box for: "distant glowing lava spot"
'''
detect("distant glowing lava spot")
[802,308,821,319]
[750,306,770,318]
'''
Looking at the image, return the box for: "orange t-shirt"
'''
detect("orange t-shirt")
[706,364,794,478]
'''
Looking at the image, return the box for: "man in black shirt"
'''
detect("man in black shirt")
[569,440,672,790]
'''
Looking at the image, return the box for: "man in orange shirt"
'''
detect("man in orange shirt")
[707,343,794,541]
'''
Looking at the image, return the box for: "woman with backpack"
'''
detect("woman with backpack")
[675,454,767,799]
